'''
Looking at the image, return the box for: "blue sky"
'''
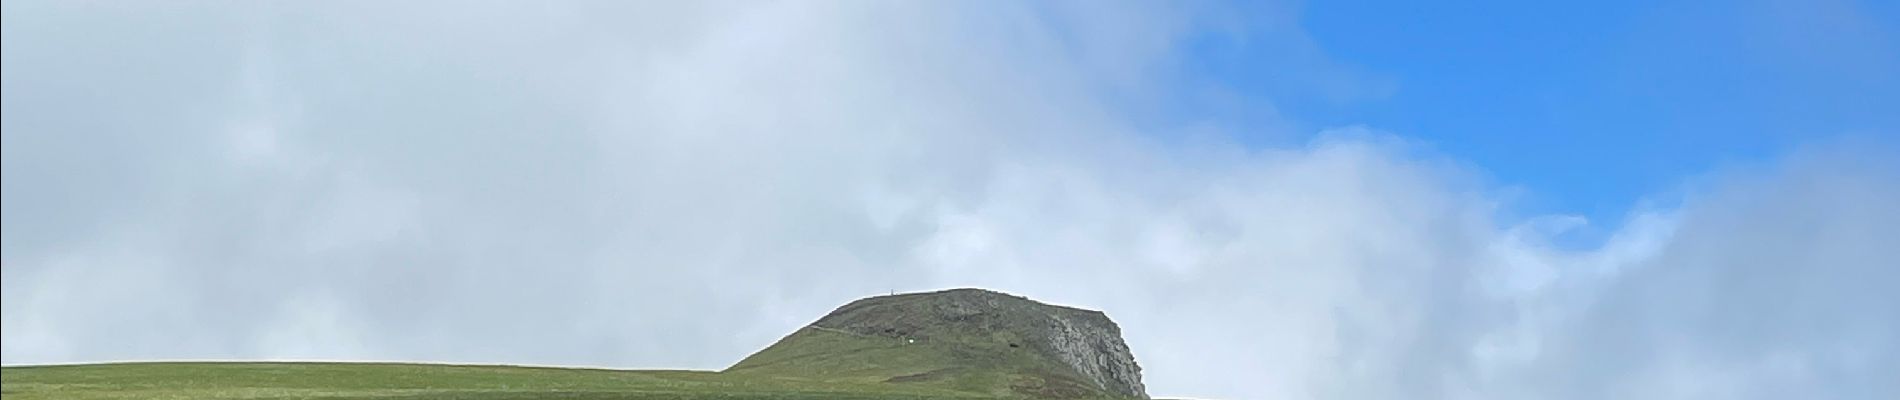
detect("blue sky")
[1176,0,1899,236]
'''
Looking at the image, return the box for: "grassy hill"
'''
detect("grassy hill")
[727,326,1096,398]
[1,289,1150,399]
[0,362,992,400]
[729,289,1146,398]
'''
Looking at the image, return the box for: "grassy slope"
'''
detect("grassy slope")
[728,328,1108,399]
[1,292,1146,399]
[0,329,1127,399]
[0,361,991,400]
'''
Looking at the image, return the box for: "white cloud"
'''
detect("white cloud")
[3,2,1896,400]
[1473,147,1900,400]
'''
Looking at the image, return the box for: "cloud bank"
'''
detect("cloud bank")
[3,2,1895,399]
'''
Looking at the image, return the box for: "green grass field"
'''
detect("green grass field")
[0,361,994,400]
[728,327,1108,399]
[1,291,1153,399]
[0,329,1137,399]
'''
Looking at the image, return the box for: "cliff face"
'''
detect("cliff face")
[1044,311,1146,398]
[810,288,1148,398]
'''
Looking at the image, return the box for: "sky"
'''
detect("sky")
[1,1,1897,399]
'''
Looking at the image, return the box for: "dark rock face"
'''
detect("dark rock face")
[812,288,1149,398]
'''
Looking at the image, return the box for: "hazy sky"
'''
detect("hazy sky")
[3,1,1897,399]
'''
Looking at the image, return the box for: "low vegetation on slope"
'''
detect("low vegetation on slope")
[1,289,1151,399]
[730,289,1146,399]
[0,362,988,400]
[729,327,1096,398]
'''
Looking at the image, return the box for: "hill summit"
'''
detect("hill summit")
[728,288,1148,399]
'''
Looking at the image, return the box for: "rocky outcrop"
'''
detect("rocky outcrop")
[811,288,1148,398]
[1045,311,1146,398]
